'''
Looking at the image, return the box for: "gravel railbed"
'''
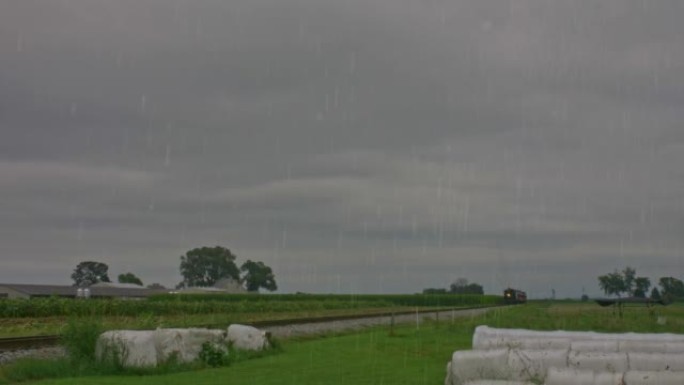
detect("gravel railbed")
[0,346,66,366]
[263,307,494,339]
[0,307,495,366]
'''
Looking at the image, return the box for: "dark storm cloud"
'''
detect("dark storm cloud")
[1,0,683,296]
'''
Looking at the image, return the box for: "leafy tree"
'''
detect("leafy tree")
[240,260,277,292]
[423,288,447,294]
[650,287,661,301]
[622,267,636,294]
[598,270,627,297]
[450,278,469,290]
[659,277,684,302]
[147,283,166,290]
[466,283,484,295]
[633,277,651,298]
[449,278,484,295]
[581,294,589,302]
[597,266,649,298]
[179,246,240,288]
[118,272,143,286]
[71,261,111,287]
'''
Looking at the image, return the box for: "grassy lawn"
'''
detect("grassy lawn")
[13,319,473,385]
[6,302,684,385]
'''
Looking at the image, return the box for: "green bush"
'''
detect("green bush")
[198,342,230,368]
[61,317,103,363]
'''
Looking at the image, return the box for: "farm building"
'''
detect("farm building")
[0,283,167,299]
[170,278,247,295]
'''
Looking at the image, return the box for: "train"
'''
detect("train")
[503,288,527,304]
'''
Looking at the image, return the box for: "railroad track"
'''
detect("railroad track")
[0,335,61,351]
[243,304,505,328]
[0,304,508,351]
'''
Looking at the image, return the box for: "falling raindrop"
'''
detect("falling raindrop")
[164,144,172,166]
[463,196,470,233]
[76,221,84,241]
[349,52,357,74]
[16,33,23,52]
[334,86,340,108]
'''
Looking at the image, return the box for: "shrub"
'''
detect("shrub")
[61,317,103,364]
[198,341,230,368]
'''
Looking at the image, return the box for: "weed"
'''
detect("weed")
[0,358,73,384]
[198,342,229,368]
[60,317,103,363]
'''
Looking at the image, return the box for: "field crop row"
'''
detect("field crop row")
[0,294,500,318]
[0,299,385,318]
[149,293,501,307]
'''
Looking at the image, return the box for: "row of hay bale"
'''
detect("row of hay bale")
[458,370,684,385]
[473,326,684,352]
[96,324,269,367]
[445,326,684,385]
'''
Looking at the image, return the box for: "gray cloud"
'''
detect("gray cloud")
[1,0,683,297]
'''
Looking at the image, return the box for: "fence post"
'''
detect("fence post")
[389,311,395,336]
[415,307,419,330]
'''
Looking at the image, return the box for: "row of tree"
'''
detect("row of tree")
[71,246,277,293]
[423,278,484,295]
[597,266,684,302]
[70,261,156,288]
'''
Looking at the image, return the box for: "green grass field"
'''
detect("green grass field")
[3,302,684,385]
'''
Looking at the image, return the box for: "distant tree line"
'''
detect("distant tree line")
[177,246,277,292]
[423,278,484,295]
[70,245,277,293]
[71,261,165,289]
[597,266,684,303]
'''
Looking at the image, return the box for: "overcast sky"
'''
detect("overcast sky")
[1,0,683,297]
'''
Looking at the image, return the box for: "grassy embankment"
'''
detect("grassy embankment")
[2,302,683,385]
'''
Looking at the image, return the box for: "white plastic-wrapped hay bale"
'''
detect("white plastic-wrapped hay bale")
[474,326,684,352]
[627,352,684,372]
[545,368,623,385]
[473,326,592,350]
[507,349,568,382]
[96,330,157,367]
[153,328,183,362]
[463,381,535,385]
[570,341,619,353]
[154,328,226,363]
[503,337,571,351]
[473,327,584,351]
[623,370,684,385]
[567,351,628,373]
[227,324,270,351]
[453,327,684,385]
[619,341,684,354]
[449,349,511,385]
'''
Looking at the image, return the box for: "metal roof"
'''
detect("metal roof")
[0,283,167,298]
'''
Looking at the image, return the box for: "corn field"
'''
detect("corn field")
[0,294,501,318]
